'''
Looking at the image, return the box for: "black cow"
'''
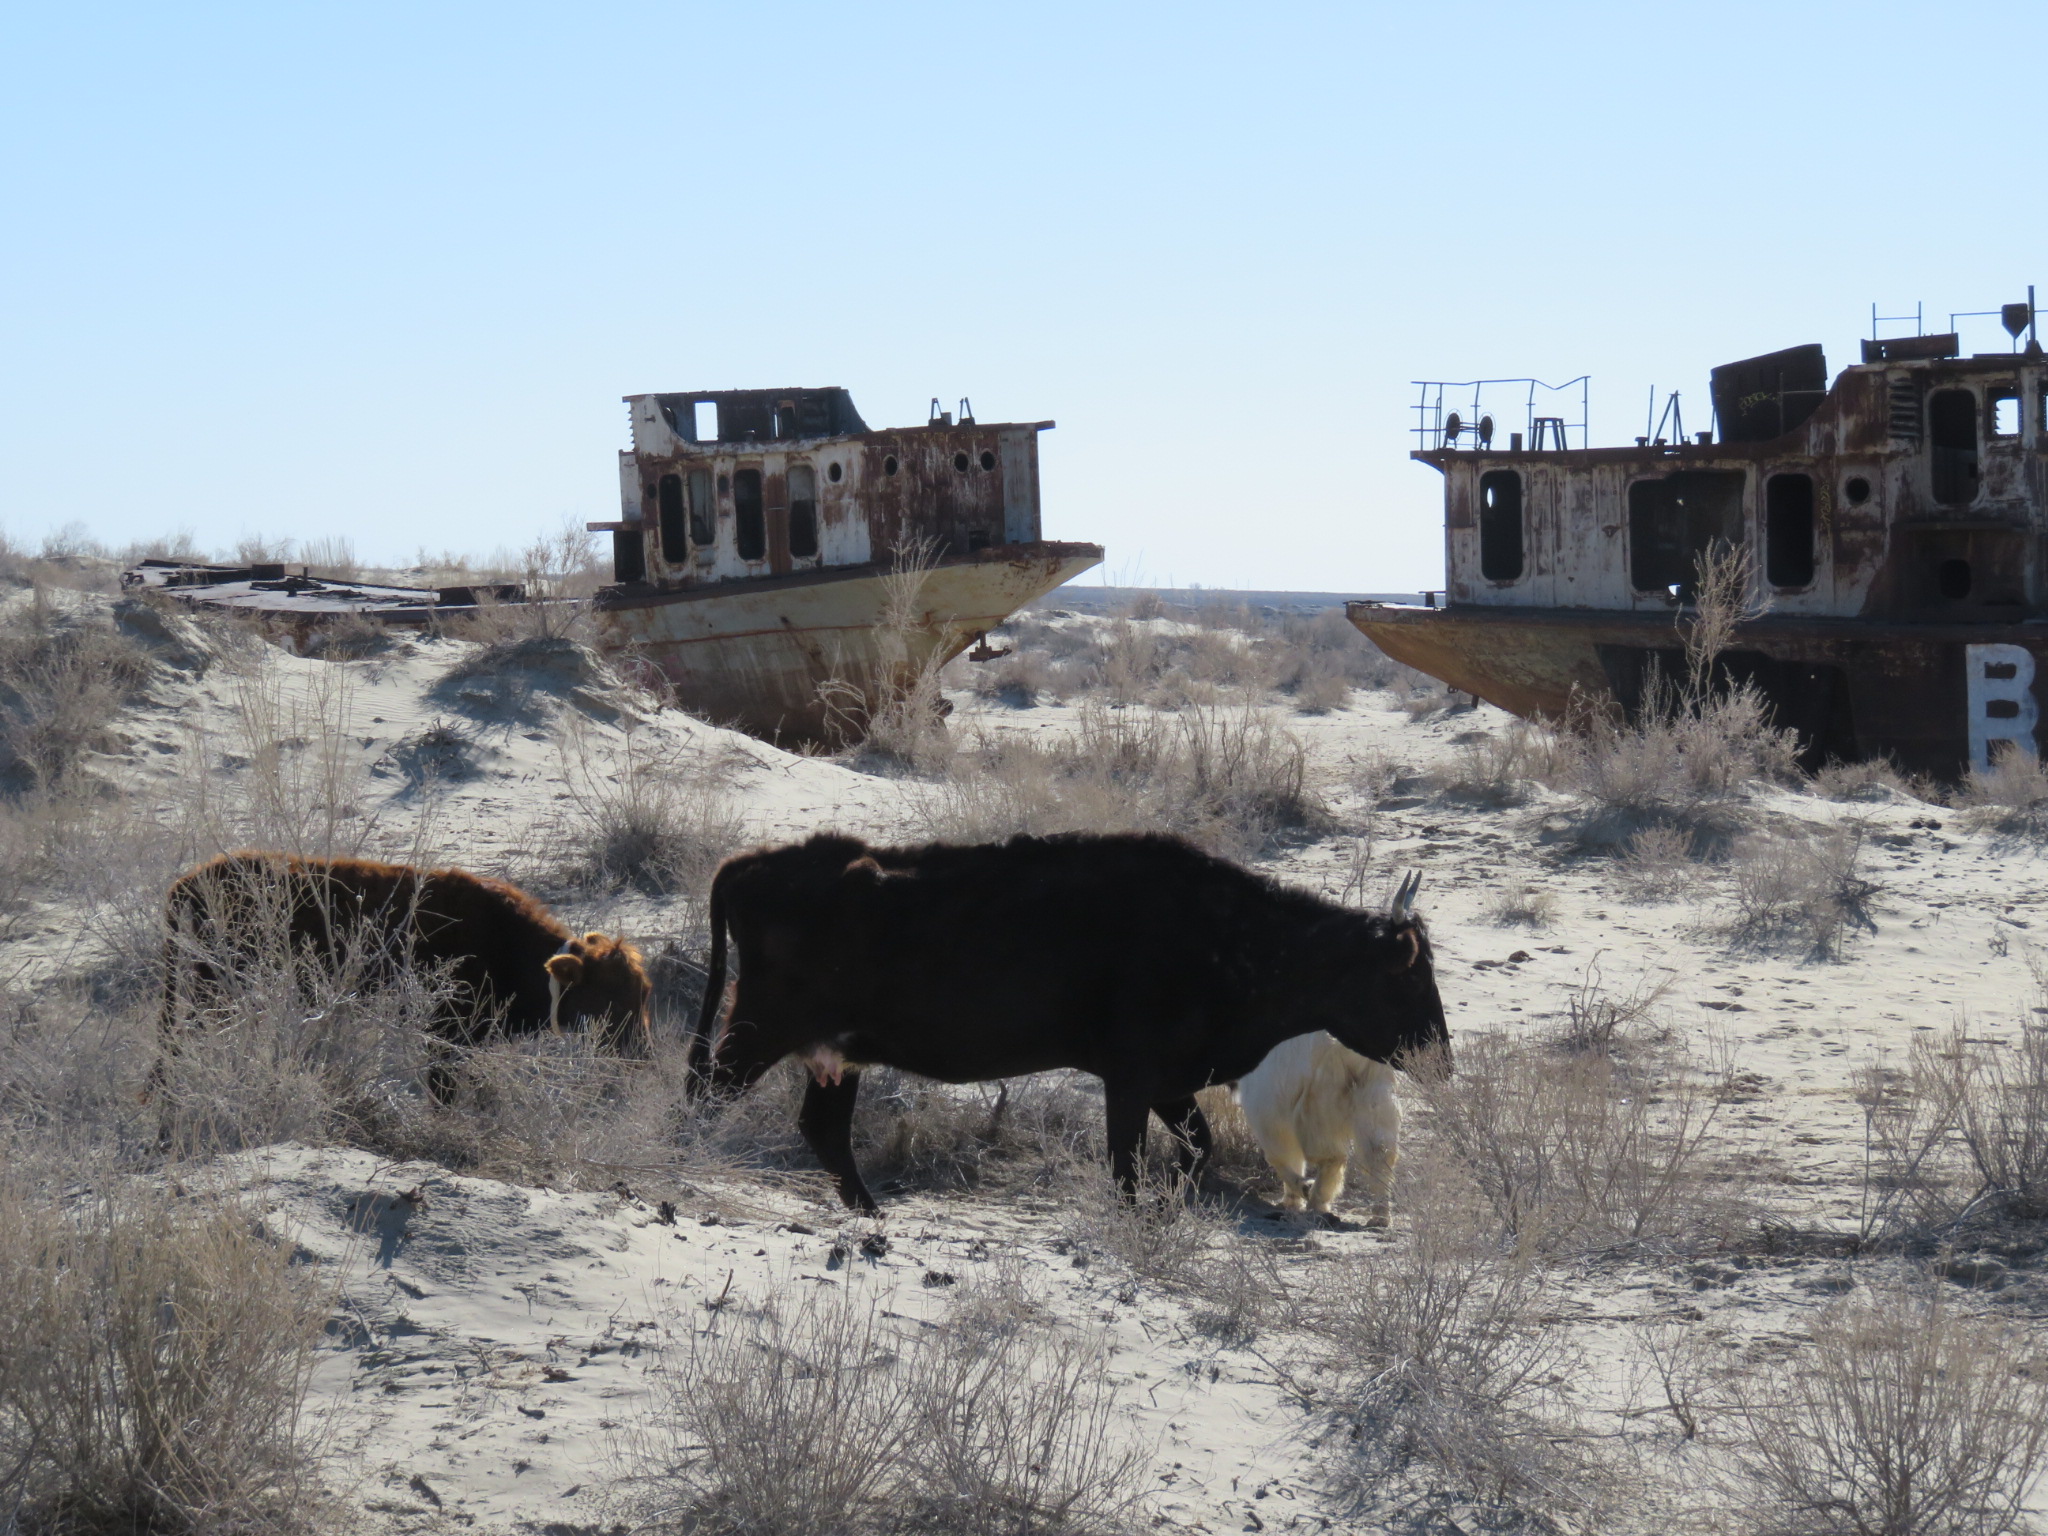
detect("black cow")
[690,831,1450,1211]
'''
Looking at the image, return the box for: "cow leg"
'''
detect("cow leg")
[797,1070,878,1214]
[1152,1096,1214,1183]
[1104,1085,1152,1198]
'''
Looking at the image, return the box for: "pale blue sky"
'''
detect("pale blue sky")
[3,2,2040,590]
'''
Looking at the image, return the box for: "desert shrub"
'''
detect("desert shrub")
[1486,879,1557,928]
[1955,743,2048,836]
[0,588,157,795]
[1811,755,1932,805]
[1611,823,1699,902]
[1413,1026,1734,1254]
[1308,1192,1593,1521]
[0,1178,334,1535]
[1553,954,1673,1055]
[1428,723,1555,806]
[1725,826,1878,958]
[915,698,1329,857]
[1551,682,1802,847]
[615,1281,1150,1536]
[1861,1019,2048,1241]
[849,1069,1102,1200]
[545,721,746,905]
[1722,1282,2048,1536]
[820,540,956,770]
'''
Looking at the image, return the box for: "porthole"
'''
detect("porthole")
[979,450,996,471]
[1844,476,1871,505]
[954,452,971,473]
[883,455,898,476]
[827,461,843,482]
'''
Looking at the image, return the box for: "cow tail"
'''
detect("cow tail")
[689,868,732,1090]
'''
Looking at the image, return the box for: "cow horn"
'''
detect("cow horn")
[1391,870,1422,921]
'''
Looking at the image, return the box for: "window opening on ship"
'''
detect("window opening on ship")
[1764,473,1816,589]
[788,465,819,560]
[1844,475,1872,505]
[980,450,996,471]
[883,456,899,476]
[1992,391,2022,438]
[657,474,687,561]
[687,468,714,547]
[954,452,970,473]
[1626,470,1747,597]
[612,529,645,583]
[733,469,766,562]
[827,461,843,482]
[1476,470,1524,582]
[1929,389,1980,504]
[693,401,719,442]
[1939,558,1973,600]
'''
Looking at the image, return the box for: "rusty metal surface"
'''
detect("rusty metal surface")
[600,385,1084,741]
[1380,332,2048,775]
[598,542,1102,743]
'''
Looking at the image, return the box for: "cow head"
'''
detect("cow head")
[1326,871,1452,1078]
[545,932,652,1056]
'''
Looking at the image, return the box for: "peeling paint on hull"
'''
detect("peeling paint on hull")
[597,542,1102,742]
[1350,599,2048,779]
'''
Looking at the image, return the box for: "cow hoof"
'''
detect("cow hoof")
[1364,1211,1391,1231]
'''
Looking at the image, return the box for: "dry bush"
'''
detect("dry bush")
[1956,744,2048,836]
[1553,954,1674,1055]
[1485,880,1557,929]
[0,989,160,1170]
[615,1281,1150,1536]
[964,644,1057,708]
[1725,826,1878,958]
[1553,682,1802,848]
[1307,1187,1595,1522]
[0,1177,334,1535]
[0,587,158,795]
[544,720,746,906]
[1427,722,1557,807]
[1811,755,1933,805]
[1413,1026,1735,1255]
[1611,823,1700,903]
[1721,1282,2048,1536]
[820,540,955,771]
[916,697,1329,857]
[207,654,379,861]
[848,1069,1103,1200]
[1861,1018,2048,1243]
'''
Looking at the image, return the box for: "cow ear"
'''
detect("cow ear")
[547,953,585,985]
[1385,928,1422,972]
[582,930,608,950]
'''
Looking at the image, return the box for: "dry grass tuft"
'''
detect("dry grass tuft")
[1307,1185,1597,1523]
[0,587,158,796]
[0,1176,335,1534]
[915,697,1329,857]
[1721,1282,2048,1536]
[615,1279,1151,1536]
[1955,744,2048,836]
[1413,1024,1735,1255]
[543,721,746,906]
[1725,826,1878,959]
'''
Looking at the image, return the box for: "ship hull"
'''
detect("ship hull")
[595,542,1103,743]
[1349,600,2048,779]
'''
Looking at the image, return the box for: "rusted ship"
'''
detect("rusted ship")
[1350,300,2048,777]
[588,386,1101,741]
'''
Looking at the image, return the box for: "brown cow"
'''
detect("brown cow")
[691,831,1450,1211]
[159,850,650,1101]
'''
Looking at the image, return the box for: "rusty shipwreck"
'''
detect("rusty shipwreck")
[589,387,1100,741]
[1350,302,2048,778]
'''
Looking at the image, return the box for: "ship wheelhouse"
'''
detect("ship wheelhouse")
[1352,327,2048,778]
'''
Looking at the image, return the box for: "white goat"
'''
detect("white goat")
[1234,1032,1401,1226]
